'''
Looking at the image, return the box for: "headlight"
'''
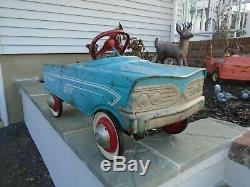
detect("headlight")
[137,93,149,107]
[150,91,161,105]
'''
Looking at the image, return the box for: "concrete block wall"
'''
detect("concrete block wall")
[0,53,90,125]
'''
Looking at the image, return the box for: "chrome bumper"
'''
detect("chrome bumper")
[120,96,205,134]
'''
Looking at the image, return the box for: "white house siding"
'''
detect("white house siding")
[0,0,182,54]
[246,11,250,37]
[171,0,184,42]
[176,0,183,23]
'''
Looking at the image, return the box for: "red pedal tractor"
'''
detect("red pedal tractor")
[203,43,250,82]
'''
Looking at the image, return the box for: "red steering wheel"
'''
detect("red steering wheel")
[90,30,130,60]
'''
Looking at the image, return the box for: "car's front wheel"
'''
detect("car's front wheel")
[93,111,124,160]
[163,119,188,134]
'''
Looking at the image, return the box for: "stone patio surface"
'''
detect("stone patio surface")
[18,80,248,187]
[0,121,4,128]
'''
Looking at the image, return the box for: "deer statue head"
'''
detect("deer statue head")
[176,22,193,40]
[154,22,193,66]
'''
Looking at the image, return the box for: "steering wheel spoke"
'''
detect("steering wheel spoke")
[96,47,108,58]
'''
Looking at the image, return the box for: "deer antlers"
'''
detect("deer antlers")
[176,22,192,34]
[187,22,192,29]
[182,22,192,31]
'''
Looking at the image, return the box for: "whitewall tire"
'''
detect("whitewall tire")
[48,95,63,117]
[93,112,124,160]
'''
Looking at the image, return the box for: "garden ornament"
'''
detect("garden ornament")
[127,37,145,58]
[154,22,193,66]
[86,43,98,54]
[214,84,232,103]
[240,90,250,100]
[225,43,243,56]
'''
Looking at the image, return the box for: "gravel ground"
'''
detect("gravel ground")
[190,78,250,127]
[0,78,249,186]
[0,123,54,187]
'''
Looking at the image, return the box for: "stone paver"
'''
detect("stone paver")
[229,130,250,169]
[18,80,249,187]
[0,121,4,128]
[141,118,247,172]
[64,127,178,187]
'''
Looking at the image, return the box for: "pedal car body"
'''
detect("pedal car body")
[44,56,206,133]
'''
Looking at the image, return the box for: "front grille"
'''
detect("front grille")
[185,79,204,100]
[133,85,180,112]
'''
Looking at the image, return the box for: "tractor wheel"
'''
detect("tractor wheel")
[163,120,188,134]
[212,71,219,82]
[93,111,125,160]
[47,95,63,117]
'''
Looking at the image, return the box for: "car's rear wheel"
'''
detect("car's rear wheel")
[47,95,63,117]
[93,111,124,160]
[163,119,188,134]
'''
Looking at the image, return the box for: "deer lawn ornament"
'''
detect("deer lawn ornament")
[154,22,193,66]
[224,43,243,56]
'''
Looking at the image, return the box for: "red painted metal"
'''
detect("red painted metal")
[90,29,130,59]
[97,117,118,153]
[203,56,250,81]
[163,120,188,134]
[53,96,60,112]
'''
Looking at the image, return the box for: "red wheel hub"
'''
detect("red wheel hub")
[53,96,60,112]
[163,120,188,134]
[97,117,118,153]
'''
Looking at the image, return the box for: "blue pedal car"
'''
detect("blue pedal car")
[44,29,206,160]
